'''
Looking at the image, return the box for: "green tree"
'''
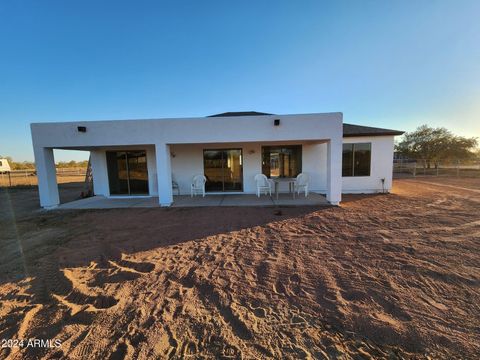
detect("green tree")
[56,160,88,168]
[395,125,478,168]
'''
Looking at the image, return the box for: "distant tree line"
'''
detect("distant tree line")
[395,125,479,168]
[56,160,89,168]
[0,156,88,170]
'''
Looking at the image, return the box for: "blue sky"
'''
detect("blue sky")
[1,0,479,162]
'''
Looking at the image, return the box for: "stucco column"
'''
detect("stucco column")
[33,146,59,208]
[155,143,173,206]
[90,150,109,196]
[326,139,342,205]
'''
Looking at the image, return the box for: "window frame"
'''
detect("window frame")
[342,142,372,177]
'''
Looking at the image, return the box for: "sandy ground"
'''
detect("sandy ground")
[0,178,479,359]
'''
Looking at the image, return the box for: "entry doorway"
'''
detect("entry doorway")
[106,150,149,195]
[203,149,243,192]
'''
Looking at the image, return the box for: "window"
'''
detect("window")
[342,143,371,177]
[262,145,302,178]
[342,144,354,177]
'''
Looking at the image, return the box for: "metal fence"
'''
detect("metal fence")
[0,168,86,187]
[393,160,480,178]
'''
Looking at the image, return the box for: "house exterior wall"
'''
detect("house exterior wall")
[341,135,395,193]
[30,112,398,208]
[30,113,342,147]
[31,113,343,207]
[170,141,328,195]
[89,145,158,196]
[169,136,396,196]
[87,136,392,197]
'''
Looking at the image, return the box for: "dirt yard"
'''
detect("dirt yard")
[0,178,479,359]
[0,174,86,187]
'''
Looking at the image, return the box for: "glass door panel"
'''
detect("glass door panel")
[223,149,242,191]
[203,149,243,192]
[107,151,129,195]
[127,151,149,194]
[106,150,149,195]
[204,150,224,191]
[261,146,302,178]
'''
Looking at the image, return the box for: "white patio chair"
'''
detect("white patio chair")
[294,173,309,197]
[254,174,272,197]
[191,175,206,197]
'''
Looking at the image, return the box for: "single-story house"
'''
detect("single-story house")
[30,111,403,208]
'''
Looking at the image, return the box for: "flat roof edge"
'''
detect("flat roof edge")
[29,112,343,126]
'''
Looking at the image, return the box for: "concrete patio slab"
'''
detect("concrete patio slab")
[55,193,329,209]
[172,195,223,207]
[273,193,329,206]
[57,196,159,209]
[219,194,274,206]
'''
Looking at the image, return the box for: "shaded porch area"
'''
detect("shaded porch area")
[56,193,329,209]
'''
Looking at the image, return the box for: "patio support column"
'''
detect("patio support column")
[90,150,109,196]
[33,146,59,208]
[155,143,173,206]
[326,139,342,205]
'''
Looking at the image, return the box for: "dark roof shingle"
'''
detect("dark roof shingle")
[207,111,404,137]
[343,123,404,137]
[208,111,273,117]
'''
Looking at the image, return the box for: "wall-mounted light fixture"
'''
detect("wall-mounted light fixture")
[170,152,176,158]
[248,149,255,155]
[274,119,280,126]
[77,126,87,132]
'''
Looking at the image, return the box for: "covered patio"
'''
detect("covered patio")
[31,112,343,209]
[56,193,329,209]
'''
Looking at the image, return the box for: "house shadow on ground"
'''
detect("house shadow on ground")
[0,183,334,329]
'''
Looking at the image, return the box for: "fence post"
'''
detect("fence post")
[436,162,439,176]
[8,171,12,187]
[456,160,460,177]
[413,162,416,177]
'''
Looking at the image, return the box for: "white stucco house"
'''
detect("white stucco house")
[30,111,403,208]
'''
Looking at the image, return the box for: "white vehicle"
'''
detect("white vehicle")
[0,158,11,173]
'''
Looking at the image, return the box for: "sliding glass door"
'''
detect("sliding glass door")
[262,145,302,178]
[203,149,243,192]
[106,150,149,195]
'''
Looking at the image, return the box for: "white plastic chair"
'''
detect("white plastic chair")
[191,175,206,197]
[294,173,309,197]
[254,174,272,197]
